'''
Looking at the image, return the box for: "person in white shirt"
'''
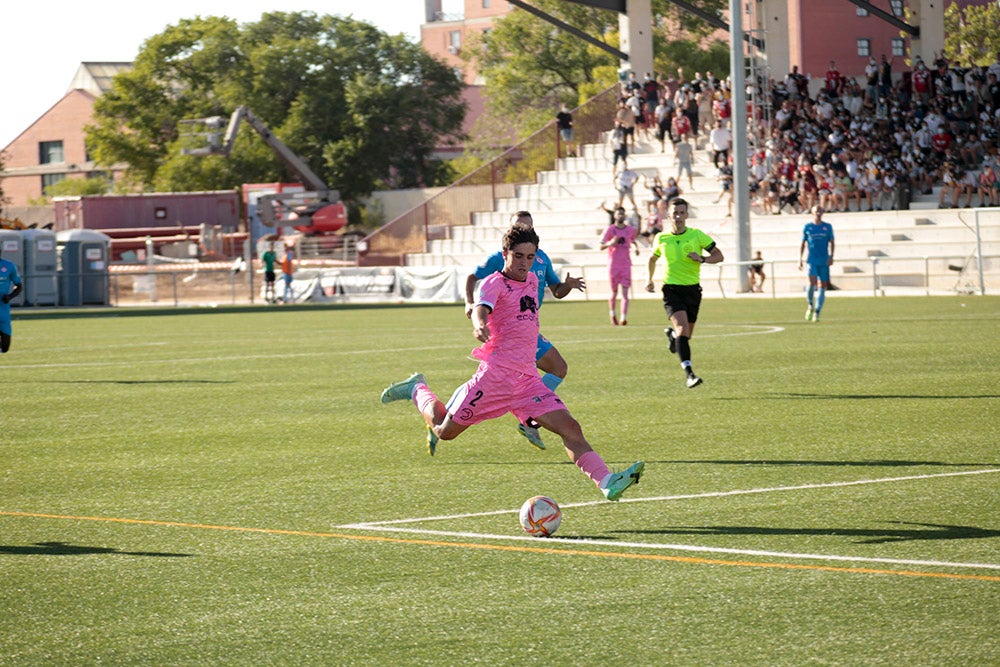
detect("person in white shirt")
[708,119,732,169]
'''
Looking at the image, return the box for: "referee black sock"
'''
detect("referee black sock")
[677,335,692,367]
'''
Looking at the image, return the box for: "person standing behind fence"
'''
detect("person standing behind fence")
[262,243,278,303]
[280,244,295,303]
[0,254,23,354]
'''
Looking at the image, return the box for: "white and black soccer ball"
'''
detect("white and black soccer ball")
[518,496,562,537]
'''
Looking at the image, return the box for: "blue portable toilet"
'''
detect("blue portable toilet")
[57,229,111,306]
[0,229,25,306]
[21,229,59,306]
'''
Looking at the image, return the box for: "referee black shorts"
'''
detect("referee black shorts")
[661,283,703,323]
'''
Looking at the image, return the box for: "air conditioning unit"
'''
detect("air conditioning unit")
[447,45,460,55]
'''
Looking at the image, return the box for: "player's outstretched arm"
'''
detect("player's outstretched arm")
[552,274,586,299]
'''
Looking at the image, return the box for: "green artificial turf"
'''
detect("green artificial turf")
[2,295,998,665]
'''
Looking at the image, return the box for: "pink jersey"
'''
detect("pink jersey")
[602,224,636,271]
[472,271,540,374]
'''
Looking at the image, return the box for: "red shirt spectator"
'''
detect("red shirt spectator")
[931,129,953,154]
[824,61,842,97]
[672,112,691,139]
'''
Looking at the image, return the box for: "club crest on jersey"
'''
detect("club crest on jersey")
[519,295,537,313]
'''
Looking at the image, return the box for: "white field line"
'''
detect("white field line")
[339,468,1000,572]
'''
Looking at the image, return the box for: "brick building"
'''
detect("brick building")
[1,63,129,209]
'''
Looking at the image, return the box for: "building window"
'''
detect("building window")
[447,30,461,54]
[39,140,64,165]
[856,7,868,16]
[41,173,65,193]
[891,38,905,57]
[889,0,904,17]
[857,39,871,57]
[482,0,491,7]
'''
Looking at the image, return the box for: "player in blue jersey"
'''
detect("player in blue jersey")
[464,211,586,450]
[0,255,24,354]
[799,205,836,322]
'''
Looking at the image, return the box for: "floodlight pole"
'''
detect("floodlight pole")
[730,0,752,293]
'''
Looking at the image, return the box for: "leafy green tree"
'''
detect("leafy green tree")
[87,12,466,204]
[944,2,1000,67]
[43,176,113,199]
[467,0,730,144]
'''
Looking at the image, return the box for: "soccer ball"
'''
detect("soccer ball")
[518,496,562,537]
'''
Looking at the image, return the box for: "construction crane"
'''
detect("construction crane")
[179,106,345,234]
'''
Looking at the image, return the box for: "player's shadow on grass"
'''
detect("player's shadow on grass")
[0,541,194,557]
[613,522,1000,545]
[757,392,1000,400]
[662,459,1000,467]
[38,380,235,385]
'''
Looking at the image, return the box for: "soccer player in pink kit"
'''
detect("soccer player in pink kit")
[599,205,640,325]
[380,224,644,501]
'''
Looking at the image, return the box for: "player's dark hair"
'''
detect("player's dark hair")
[671,197,689,209]
[510,210,533,225]
[503,223,539,251]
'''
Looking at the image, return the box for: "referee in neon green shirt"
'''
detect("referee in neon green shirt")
[645,198,724,388]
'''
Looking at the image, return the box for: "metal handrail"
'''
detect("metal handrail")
[358,83,620,266]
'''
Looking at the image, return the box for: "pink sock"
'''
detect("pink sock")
[575,450,611,487]
[412,383,436,414]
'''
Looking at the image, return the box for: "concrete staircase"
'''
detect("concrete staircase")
[405,131,1000,297]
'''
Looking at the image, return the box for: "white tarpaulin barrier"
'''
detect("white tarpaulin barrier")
[269,266,464,303]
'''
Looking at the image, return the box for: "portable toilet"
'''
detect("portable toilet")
[21,229,59,306]
[57,229,111,306]
[0,229,25,306]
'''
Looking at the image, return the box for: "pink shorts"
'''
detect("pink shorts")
[446,363,565,426]
[610,266,632,290]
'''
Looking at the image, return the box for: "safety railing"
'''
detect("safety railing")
[357,84,620,266]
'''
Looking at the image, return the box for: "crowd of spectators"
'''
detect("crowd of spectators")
[611,53,1000,218]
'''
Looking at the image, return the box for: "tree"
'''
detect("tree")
[87,12,466,204]
[944,2,1000,67]
[466,0,730,143]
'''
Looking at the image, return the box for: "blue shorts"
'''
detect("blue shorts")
[535,333,554,362]
[808,262,831,283]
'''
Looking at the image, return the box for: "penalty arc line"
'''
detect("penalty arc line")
[338,468,1000,573]
[2,509,999,583]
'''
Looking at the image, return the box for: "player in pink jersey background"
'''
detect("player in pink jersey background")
[380,223,644,501]
[600,205,640,325]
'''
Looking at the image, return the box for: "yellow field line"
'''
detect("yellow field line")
[4,510,998,583]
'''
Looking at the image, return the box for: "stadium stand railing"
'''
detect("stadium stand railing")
[357,84,620,266]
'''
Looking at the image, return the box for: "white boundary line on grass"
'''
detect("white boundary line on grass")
[339,468,1000,572]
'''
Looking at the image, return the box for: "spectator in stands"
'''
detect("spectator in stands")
[879,54,894,100]
[614,99,636,152]
[654,96,674,152]
[709,119,731,169]
[978,158,998,207]
[777,174,802,214]
[747,251,766,293]
[671,106,692,144]
[609,121,628,169]
[626,88,646,140]
[674,136,695,190]
[614,161,640,210]
[642,174,665,212]
[556,103,575,158]
[713,158,734,217]
[824,60,843,99]
[642,72,660,129]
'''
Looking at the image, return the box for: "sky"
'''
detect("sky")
[1,1,463,148]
